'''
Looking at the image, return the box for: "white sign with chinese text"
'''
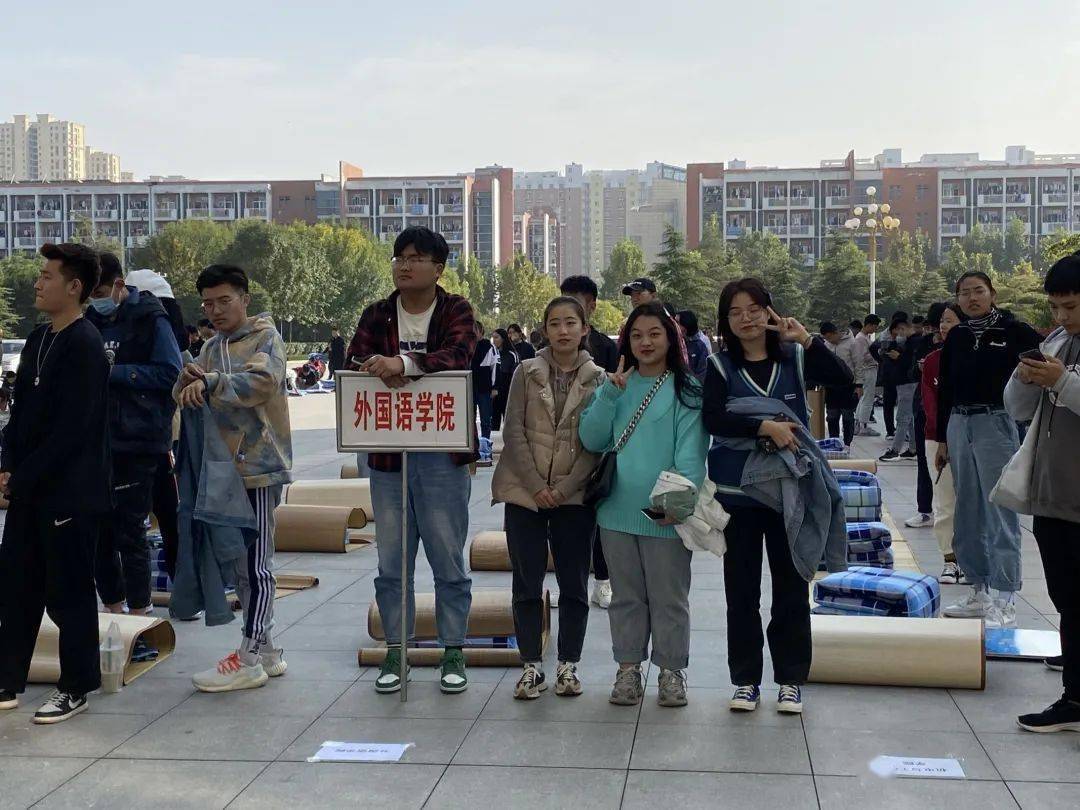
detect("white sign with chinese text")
[336,371,474,452]
[869,755,966,780]
[307,741,414,763]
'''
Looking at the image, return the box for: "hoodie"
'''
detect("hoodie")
[173,313,293,489]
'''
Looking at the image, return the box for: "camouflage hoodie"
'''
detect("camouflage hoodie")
[174,313,293,489]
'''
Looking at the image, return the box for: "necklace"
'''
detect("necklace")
[35,330,58,387]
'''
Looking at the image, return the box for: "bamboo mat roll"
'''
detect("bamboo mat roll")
[273,504,369,553]
[29,613,176,686]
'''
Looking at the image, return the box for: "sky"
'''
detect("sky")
[6,0,1080,180]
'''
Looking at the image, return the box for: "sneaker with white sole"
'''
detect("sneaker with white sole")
[657,669,688,707]
[513,664,546,700]
[1046,656,1065,672]
[943,586,992,618]
[985,599,1018,629]
[1018,696,1080,733]
[0,690,18,710]
[939,560,962,585]
[609,665,644,706]
[729,684,761,712]
[777,684,803,714]
[192,652,268,693]
[878,449,901,463]
[905,513,935,529]
[440,648,468,694]
[261,648,287,678]
[899,449,918,460]
[375,647,410,694]
[33,691,87,724]
[591,579,612,609]
[555,661,582,697]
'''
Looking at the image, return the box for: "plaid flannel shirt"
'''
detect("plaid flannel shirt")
[346,286,479,472]
[813,566,940,618]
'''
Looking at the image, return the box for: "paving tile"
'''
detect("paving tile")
[815,775,1019,809]
[180,678,349,718]
[977,731,1080,782]
[280,716,474,764]
[275,621,371,652]
[801,684,970,732]
[429,765,625,809]
[952,689,1060,734]
[623,771,818,810]
[325,678,496,719]
[453,719,636,769]
[0,711,151,758]
[0,756,92,810]
[805,727,999,779]
[637,686,790,727]
[230,762,444,810]
[108,714,312,761]
[479,677,648,724]
[83,677,196,719]
[35,758,265,809]
[630,722,811,774]
[1008,780,1080,809]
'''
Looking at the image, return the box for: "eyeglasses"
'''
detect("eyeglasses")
[957,287,989,298]
[201,297,238,312]
[727,305,765,321]
[392,256,436,270]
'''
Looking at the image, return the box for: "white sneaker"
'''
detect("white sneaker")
[986,599,1018,629]
[591,579,612,610]
[193,652,268,693]
[261,648,287,678]
[905,513,935,529]
[943,586,992,618]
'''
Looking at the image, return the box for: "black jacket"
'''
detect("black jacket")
[586,329,619,373]
[1,318,112,514]
[471,338,494,396]
[327,335,346,372]
[513,340,536,361]
[937,309,1041,440]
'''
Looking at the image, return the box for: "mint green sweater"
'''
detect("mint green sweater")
[578,373,709,539]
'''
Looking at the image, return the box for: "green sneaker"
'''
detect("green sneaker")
[375,647,409,694]
[440,648,468,693]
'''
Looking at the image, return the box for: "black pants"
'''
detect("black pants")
[723,505,811,686]
[0,503,101,695]
[1033,516,1080,701]
[914,406,933,514]
[592,527,609,580]
[95,452,157,611]
[491,392,508,433]
[883,382,897,436]
[475,393,493,441]
[826,405,855,446]
[505,503,594,663]
[152,451,180,580]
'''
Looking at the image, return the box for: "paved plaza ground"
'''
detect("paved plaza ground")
[1,397,1078,809]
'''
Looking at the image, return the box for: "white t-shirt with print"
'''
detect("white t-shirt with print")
[397,297,436,376]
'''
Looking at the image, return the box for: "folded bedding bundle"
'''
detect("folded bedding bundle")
[816,437,850,460]
[834,469,882,522]
[813,566,940,618]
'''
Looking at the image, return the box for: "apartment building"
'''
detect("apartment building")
[0,114,123,182]
[0,180,271,260]
[513,207,559,279]
[687,146,1080,263]
[514,164,585,278]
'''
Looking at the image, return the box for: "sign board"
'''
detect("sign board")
[307,741,413,763]
[869,755,966,780]
[335,371,474,453]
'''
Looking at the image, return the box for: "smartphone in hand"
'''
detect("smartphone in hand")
[641,508,666,522]
[1019,349,1047,362]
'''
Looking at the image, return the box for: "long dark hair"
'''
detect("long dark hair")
[716,277,783,367]
[542,296,589,350]
[617,302,701,408]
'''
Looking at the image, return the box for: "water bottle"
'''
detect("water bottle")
[99,620,124,693]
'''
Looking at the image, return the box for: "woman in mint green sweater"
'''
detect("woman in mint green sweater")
[579,302,709,709]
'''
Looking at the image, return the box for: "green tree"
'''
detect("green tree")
[455,253,486,306]
[312,223,391,330]
[1002,216,1031,271]
[601,239,647,303]
[730,230,807,320]
[591,299,625,336]
[877,230,925,315]
[0,252,45,336]
[961,223,1002,270]
[71,219,124,266]
[910,266,950,315]
[496,253,559,328]
[807,238,870,325]
[651,225,715,320]
[997,260,1050,328]
[1038,231,1080,271]
[131,220,236,321]
[940,241,971,291]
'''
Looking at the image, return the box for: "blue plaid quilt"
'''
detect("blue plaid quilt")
[834,470,882,522]
[816,438,850,460]
[813,566,940,618]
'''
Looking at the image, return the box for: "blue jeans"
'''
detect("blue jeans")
[947,409,1022,592]
[475,393,493,440]
[370,454,473,646]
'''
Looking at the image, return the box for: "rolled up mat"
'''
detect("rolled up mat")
[367,587,535,642]
[360,591,549,667]
[341,460,359,479]
[273,503,369,553]
[152,573,320,607]
[284,478,374,521]
[29,613,176,686]
[469,530,553,572]
[829,458,878,474]
[808,614,985,690]
[807,387,826,439]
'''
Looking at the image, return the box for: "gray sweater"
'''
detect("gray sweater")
[1003,327,1080,523]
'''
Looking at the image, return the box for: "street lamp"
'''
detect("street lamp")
[843,186,900,314]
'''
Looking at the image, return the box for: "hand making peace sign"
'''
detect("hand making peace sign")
[607,356,633,390]
[765,306,812,347]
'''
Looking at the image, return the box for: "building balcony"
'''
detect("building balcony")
[15,237,41,249]
[244,207,267,218]
[977,221,1003,233]
[725,197,752,210]
[94,209,118,220]
[941,195,966,207]
[788,225,815,237]
[15,210,37,221]
[36,210,60,220]
[1042,221,1069,235]
[1005,193,1031,206]
[1043,193,1069,206]
[127,208,150,220]
[763,197,789,209]
[126,235,150,248]
[380,204,404,216]
[826,196,850,208]
[977,194,1004,206]
[789,197,815,208]
[212,207,236,220]
[941,223,967,236]
[763,225,788,236]
[379,231,401,243]
[443,231,464,242]
[406,204,429,216]
[801,255,816,267]
[188,208,210,219]
[439,203,464,215]
[155,207,178,220]
[346,204,370,216]
[725,225,748,238]
[0,238,6,249]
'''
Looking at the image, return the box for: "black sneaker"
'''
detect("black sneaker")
[33,691,87,724]
[1046,656,1064,672]
[899,449,917,460]
[878,450,901,463]
[0,690,17,710]
[1018,696,1080,733]
[131,639,159,663]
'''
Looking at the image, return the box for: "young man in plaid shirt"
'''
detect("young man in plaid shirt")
[347,227,478,694]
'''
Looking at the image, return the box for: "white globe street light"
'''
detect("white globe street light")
[845,187,901,314]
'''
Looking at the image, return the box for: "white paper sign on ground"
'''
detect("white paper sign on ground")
[869,755,966,780]
[307,741,414,763]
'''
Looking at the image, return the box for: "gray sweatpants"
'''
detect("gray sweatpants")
[599,528,693,670]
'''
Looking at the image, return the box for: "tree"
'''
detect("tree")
[1038,231,1080,271]
[910,266,950,315]
[1002,216,1031,272]
[652,226,715,320]
[496,253,559,328]
[131,220,236,321]
[730,230,807,320]
[877,231,925,315]
[961,224,1002,270]
[807,238,870,325]
[997,260,1050,329]
[455,253,486,306]
[312,223,391,331]
[601,239,647,303]
[0,252,46,337]
[591,299,625,336]
[71,219,124,266]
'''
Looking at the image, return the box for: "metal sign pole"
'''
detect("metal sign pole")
[400,449,409,703]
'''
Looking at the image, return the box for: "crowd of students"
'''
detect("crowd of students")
[1,226,1078,737]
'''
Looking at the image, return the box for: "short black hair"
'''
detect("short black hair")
[676,309,699,334]
[393,226,449,265]
[890,311,910,325]
[864,314,882,326]
[849,319,863,332]
[198,318,213,329]
[955,271,995,294]
[560,275,599,301]
[1045,251,1080,296]
[96,251,123,288]
[912,315,925,325]
[40,242,100,303]
[508,323,523,336]
[196,264,249,294]
[185,324,199,336]
[819,321,838,335]
[925,302,949,328]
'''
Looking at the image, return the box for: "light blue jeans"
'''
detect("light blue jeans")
[855,367,878,425]
[890,383,917,453]
[370,454,473,646]
[947,409,1022,592]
